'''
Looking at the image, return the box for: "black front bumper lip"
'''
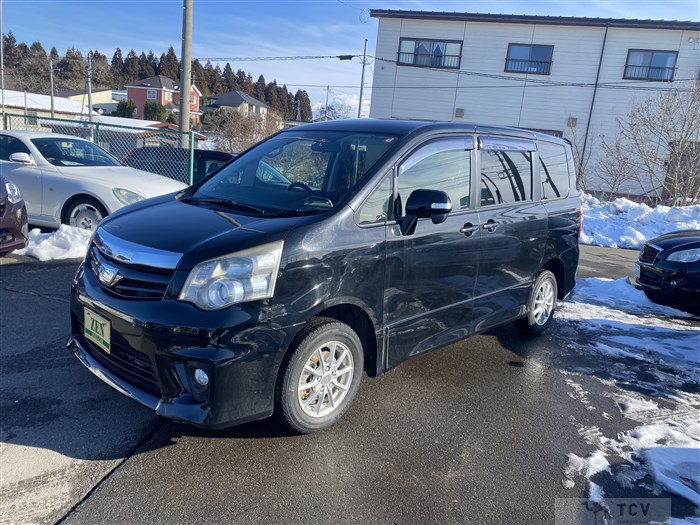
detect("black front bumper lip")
[68,335,210,426]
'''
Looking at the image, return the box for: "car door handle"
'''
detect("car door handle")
[460,223,479,237]
[483,220,500,232]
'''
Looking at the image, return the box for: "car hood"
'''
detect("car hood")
[54,165,186,197]
[648,230,700,252]
[98,195,313,270]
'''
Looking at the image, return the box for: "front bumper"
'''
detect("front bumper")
[635,261,699,302]
[0,202,28,254]
[70,264,294,428]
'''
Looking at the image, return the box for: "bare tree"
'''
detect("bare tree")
[202,108,281,153]
[601,82,700,204]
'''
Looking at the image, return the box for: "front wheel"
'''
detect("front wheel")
[514,270,558,336]
[65,198,107,231]
[278,318,363,434]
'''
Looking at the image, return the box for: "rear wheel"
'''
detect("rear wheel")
[65,198,107,231]
[514,270,558,336]
[278,318,363,434]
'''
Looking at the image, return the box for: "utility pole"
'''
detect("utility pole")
[86,52,93,123]
[49,58,55,118]
[178,0,193,148]
[357,39,368,118]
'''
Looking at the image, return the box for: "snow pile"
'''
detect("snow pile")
[14,226,93,261]
[581,194,700,249]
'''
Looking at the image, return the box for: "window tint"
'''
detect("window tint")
[480,149,533,206]
[538,141,570,199]
[0,135,30,161]
[358,174,392,224]
[397,139,471,216]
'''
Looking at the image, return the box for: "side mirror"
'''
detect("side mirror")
[400,189,452,236]
[9,152,35,166]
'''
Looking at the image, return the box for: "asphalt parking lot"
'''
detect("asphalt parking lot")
[0,246,696,524]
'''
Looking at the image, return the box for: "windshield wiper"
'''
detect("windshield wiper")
[180,196,265,215]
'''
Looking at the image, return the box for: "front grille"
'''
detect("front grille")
[638,267,662,287]
[88,246,174,300]
[0,202,6,216]
[0,230,14,244]
[80,330,161,396]
[639,244,661,264]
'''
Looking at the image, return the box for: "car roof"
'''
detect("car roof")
[285,118,568,145]
[0,130,93,142]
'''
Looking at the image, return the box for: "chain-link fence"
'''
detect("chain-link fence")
[2,113,196,185]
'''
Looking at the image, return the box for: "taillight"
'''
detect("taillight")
[576,195,583,238]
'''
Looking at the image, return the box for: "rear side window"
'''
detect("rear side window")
[397,137,472,215]
[538,141,571,199]
[479,148,533,206]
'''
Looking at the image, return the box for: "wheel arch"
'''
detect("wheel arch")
[60,193,110,225]
[541,257,566,300]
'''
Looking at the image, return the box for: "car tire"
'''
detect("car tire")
[65,198,108,231]
[514,270,558,336]
[278,317,363,434]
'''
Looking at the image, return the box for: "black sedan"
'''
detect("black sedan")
[635,230,700,310]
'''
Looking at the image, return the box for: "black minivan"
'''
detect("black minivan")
[69,120,581,433]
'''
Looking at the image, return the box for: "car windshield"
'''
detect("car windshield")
[31,137,122,167]
[190,130,400,216]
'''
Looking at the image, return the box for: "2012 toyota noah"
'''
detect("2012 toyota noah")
[69,119,581,434]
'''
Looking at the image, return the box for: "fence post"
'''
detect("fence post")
[3,113,7,130]
[188,131,195,185]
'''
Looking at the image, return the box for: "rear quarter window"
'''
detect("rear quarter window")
[538,141,571,199]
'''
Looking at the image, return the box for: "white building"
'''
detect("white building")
[369,10,700,198]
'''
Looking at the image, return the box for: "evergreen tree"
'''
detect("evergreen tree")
[222,63,237,92]
[235,69,253,95]
[90,50,113,89]
[2,32,20,69]
[145,51,158,76]
[14,41,49,93]
[264,80,281,113]
[203,61,223,95]
[144,101,166,121]
[122,49,140,84]
[139,51,155,79]
[158,46,179,80]
[253,75,266,101]
[56,47,85,89]
[113,99,136,117]
[294,90,313,121]
[192,59,209,97]
[110,48,124,88]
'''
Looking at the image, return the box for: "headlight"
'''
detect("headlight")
[5,181,22,204]
[666,248,700,263]
[112,188,145,205]
[179,240,284,310]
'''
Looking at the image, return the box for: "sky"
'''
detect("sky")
[3,0,700,114]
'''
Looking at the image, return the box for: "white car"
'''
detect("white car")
[0,131,187,230]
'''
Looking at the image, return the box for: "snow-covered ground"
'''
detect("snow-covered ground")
[557,278,699,515]
[8,195,700,520]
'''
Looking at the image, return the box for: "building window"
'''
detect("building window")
[624,49,677,81]
[189,96,196,104]
[397,38,462,69]
[147,89,157,100]
[165,92,172,101]
[505,44,554,75]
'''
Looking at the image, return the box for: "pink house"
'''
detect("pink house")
[124,75,202,125]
